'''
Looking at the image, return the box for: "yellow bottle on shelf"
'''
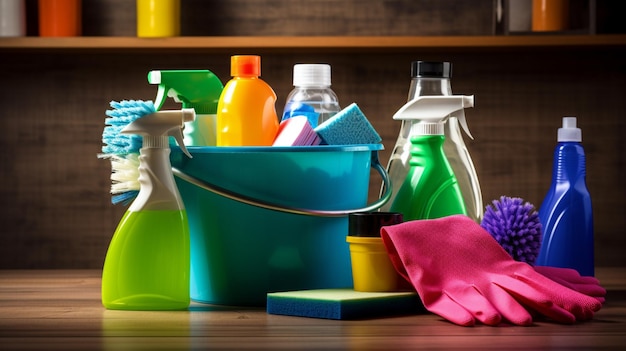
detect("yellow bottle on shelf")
[136,0,180,38]
[216,55,279,146]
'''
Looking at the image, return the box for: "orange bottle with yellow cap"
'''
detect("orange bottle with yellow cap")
[216,55,280,146]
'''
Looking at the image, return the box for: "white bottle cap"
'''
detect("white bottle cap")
[558,117,582,142]
[293,64,331,87]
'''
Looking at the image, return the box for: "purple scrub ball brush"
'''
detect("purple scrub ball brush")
[480,196,542,265]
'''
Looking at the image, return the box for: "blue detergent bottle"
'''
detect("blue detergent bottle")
[536,117,594,276]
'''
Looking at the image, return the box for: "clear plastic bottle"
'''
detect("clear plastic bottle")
[381,61,483,223]
[282,64,341,128]
[388,96,471,220]
[536,117,594,276]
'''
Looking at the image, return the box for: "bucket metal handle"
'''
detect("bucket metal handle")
[172,151,392,217]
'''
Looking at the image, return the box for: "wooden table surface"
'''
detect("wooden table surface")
[1,268,625,350]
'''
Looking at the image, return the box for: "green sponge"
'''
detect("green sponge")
[267,289,421,320]
[313,103,382,145]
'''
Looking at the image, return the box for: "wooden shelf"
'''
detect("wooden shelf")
[1,35,625,53]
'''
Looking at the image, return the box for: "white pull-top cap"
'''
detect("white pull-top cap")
[293,64,331,87]
[558,117,582,142]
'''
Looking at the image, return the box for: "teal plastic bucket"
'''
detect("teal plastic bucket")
[170,144,389,306]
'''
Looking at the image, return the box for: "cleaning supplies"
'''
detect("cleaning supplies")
[266,289,420,320]
[481,196,604,301]
[0,0,26,37]
[100,100,149,205]
[346,212,404,292]
[216,55,279,146]
[381,61,484,223]
[380,215,603,326]
[273,116,322,146]
[136,0,180,37]
[533,266,606,303]
[313,103,381,145]
[536,117,594,276]
[389,95,473,220]
[147,69,224,146]
[38,0,81,37]
[171,143,385,306]
[101,100,195,310]
[282,64,341,128]
[481,196,542,265]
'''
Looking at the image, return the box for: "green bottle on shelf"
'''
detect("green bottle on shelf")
[389,96,474,220]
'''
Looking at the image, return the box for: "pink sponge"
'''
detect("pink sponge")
[273,116,321,146]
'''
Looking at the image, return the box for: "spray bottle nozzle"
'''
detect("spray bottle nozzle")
[393,95,474,136]
[148,70,223,113]
[121,109,196,158]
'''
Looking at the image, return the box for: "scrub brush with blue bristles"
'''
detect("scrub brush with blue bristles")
[99,100,156,205]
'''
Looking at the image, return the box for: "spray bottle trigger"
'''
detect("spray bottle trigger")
[171,129,192,158]
[154,85,168,110]
[171,108,195,158]
[167,89,184,104]
[393,95,474,121]
[451,95,474,140]
[456,109,474,140]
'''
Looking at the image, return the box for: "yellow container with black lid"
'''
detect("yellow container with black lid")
[346,212,403,292]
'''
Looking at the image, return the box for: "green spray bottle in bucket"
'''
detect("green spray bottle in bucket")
[102,107,196,310]
[389,95,474,220]
[148,70,223,146]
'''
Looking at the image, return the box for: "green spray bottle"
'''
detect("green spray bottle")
[148,70,223,146]
[389,95,474,220]
[102,108,196,310]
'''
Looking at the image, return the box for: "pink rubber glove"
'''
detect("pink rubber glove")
[533,266,606,304]
[380,215,603,327]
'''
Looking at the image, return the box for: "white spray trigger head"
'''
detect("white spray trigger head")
[456,108,474,140]
[393,95,474,120]
[393,95,474,137]
[172,108,195,158]
[121,108,196,158]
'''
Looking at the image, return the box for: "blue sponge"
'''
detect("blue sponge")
[267,289,421,320]
[313,103,382,145]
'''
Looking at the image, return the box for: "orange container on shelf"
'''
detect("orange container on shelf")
[532,0,569,32]
[216,55,280,146]
[38,0,81,37]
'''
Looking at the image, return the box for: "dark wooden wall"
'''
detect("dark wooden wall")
[1,0,625,268]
